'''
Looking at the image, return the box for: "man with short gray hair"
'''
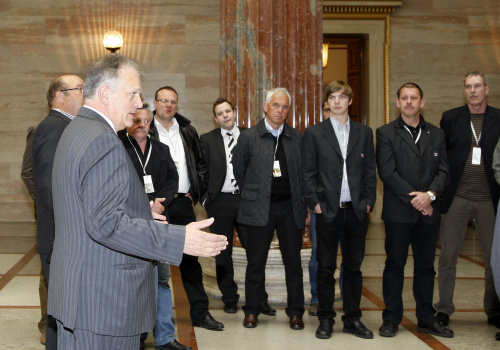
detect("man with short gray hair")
[48,54,227,349]
[435,71,500,329]
[233,87,307,330]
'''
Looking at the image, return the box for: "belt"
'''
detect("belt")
[174,193,186,198]
[340,201,352,208]
[222,189,240,195]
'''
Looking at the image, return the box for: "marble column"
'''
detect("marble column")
[220,0,323,131]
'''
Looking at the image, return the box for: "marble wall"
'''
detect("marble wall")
[0,0,221,221]
[389,0,500,126]
[2,0,500,221]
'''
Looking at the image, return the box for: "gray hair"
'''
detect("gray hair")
[83,54,140,100]
[265,87,292,105]
[464,71,488,86]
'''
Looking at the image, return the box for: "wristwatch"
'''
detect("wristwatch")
[426,191,436,201]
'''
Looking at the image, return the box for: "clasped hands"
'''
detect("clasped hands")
[409,191,433,216]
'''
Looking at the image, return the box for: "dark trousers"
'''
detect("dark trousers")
[168,196,209,322]
[40,253,57,350]
[382,220,439,326]
[205,193,242,303]
[242,199,304,317]
[316,208,368,326]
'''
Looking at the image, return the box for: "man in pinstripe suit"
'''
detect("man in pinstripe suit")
[48,54,227,349]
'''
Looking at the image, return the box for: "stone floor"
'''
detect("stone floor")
[0,221,498,349]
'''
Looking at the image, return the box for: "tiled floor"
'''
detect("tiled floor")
[1,222,499,349]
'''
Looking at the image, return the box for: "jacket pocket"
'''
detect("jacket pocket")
[241,183,259,200]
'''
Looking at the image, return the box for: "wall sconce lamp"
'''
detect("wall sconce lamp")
[103,31,123,53]
[322,43,329,68]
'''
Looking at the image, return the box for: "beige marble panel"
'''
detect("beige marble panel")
[0,276,39,306]
[80,0,151,16]
[149,0,219,16]
[0,17,45,45]
[151,44,219,74]
[140,72,186,102]
[432,0,500,15]
[186,15,220,45]
[11,0,80,16]
[389,44,434,75]
[391,16,469,46]
[10,44,82,74]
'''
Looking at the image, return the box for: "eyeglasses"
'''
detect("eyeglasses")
[155,99,177,105]
[133,119,151,125]
[60,87,83,93]
[464,83,485,90]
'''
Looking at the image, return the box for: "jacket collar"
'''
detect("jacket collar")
[256,118,291,138]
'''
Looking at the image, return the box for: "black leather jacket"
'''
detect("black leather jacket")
[149,112,207,204]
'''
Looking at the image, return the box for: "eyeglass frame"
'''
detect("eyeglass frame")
[60,87,84,93]
[464,83,486,90]
[155,99,177,105]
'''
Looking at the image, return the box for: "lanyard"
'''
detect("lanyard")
[470,121,481,145]
[404,125,422,144]
[127,135,152,175]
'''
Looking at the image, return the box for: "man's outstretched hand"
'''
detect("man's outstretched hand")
[184,218,228,257]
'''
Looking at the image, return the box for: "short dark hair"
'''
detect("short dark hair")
[212,97,235,117]
[155,86,178,100]
[464,71,488,86]
[325,80,353,101]
[84,54,139,100]
[396,82,423,98]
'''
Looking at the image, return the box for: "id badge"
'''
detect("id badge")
[273,160,282,177]
[144,175,155,193]
[472,146,481,165]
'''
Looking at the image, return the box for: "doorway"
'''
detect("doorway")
[323,35,368,125]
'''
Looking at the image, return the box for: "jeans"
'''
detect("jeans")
[141,263,175,346]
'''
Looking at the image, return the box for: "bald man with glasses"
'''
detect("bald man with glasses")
[32,74,84,350]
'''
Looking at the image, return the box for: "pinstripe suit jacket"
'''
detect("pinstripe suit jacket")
[48,107,186,336]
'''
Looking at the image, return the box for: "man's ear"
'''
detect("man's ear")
[98,86,110,106]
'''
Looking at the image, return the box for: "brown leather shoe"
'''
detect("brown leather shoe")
[243,313,258,328]
[290,315,304,330]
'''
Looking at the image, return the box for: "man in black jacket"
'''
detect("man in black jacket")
[199,98,244,314]
[435,71,500,329]
[233,87,307,330]
[376,82,452,338]
[119,103,188,350]
[150,86,223,335]
[302,81,377,340]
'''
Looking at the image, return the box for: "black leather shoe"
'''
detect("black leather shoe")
[192,314,224,331]
[418,322,454,338]
[243,313,258,328]
[155,339,193,350]
[259,302,277,316]
[289,315,304,330]
[436,312,449,326]
[496,332,500,341]
[488,315,500,328]
[315,319,334,339]
[343,320,374,339]
[379,320,398,337]
[223,301,238,314]
[140,338,145,350]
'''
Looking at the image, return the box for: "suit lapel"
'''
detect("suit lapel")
[457,106,472,143]
[215,130,226,161]
[480,106,498,145]
[321,121,342,157]
[396,125,420,156]
[418,125,431,156]
[346,122,359,158]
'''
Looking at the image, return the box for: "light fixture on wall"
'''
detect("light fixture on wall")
[103,31,123,53]
[322,43,329,68]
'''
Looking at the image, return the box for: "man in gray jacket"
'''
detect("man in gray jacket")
[233,87,307,330]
